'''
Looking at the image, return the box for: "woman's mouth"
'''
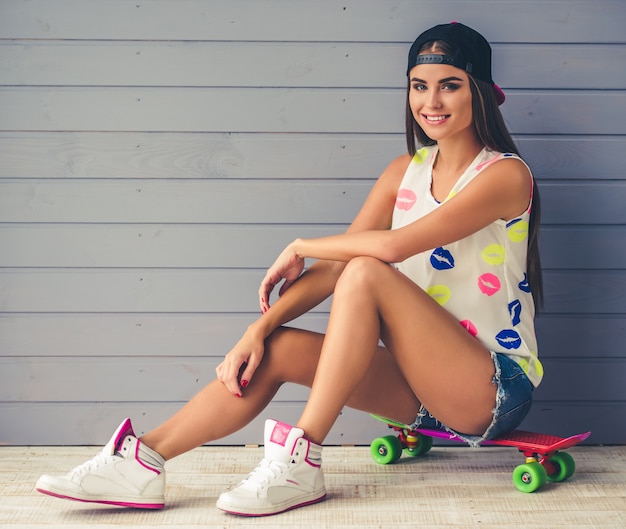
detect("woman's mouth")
[423,114,450,124]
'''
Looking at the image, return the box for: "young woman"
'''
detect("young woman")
[37,22,543,517]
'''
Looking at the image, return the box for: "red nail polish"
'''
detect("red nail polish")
[241,380,249,387]
[236,393,242,398]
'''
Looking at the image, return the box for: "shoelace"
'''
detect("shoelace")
[68,435,133,478]
[69,451,118,478]
[241,458,288,489]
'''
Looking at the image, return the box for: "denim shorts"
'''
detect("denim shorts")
[410,352,534,447]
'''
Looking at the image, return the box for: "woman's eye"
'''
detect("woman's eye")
[442,83,460,91]
[412,83,427,91]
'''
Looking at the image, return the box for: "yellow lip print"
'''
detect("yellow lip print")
[413,146,429,164]
[507,220,529,243]
[482,244,505,265]
[426,284,451,306]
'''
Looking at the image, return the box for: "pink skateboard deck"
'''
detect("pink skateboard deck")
[370,415,590,493]
[418,426,590,454]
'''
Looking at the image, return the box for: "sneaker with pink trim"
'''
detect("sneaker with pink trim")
[216,419,326,516]
[36,418,165,509]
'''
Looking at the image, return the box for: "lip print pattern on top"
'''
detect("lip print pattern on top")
[390,145,542,386]
[518,274,531,293]
[460,319,478,337]
[507,218,529,243]
[482,244,505,265]
[509,300,522,326]
[395,188,417,210]
[478,272,501,296]
[430,247,455,270]
[495,329,522,350]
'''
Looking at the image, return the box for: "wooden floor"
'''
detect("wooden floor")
[1,444,624,528]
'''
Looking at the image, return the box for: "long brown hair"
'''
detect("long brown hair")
[405,41,543,310]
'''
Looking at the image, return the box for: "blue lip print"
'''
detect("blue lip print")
[495,329,522,350]
[518,274,531,293]
[508,300,522,326]
[430,247,455,270]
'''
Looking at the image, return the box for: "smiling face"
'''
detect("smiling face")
[408,60,476,145]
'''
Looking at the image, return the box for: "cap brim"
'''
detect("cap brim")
[494,83,506,106]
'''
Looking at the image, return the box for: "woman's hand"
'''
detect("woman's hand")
[215,325,266,396]
[259,241,305,313]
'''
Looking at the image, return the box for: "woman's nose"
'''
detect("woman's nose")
[426,89,442,109]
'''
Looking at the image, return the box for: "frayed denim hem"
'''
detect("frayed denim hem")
[481,350,507,443]
[409,351,533,448]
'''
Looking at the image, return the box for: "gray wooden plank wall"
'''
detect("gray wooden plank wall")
[0,0,625,446]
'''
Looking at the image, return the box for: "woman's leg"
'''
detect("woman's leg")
[35,267,440,511]
[35,327,329,509]
[140,327,325,460]
[142,252,480,459]
[150,254,494,460]
[215,256,497,516]
[297,256,497,444]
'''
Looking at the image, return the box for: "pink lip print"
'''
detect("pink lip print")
[395,188,417,211]
[459,320,478,337]
[478,273,501,296]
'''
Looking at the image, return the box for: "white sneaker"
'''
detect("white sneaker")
[216,419,326,516]
[36,418,165,509]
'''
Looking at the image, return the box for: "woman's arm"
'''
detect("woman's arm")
[260,157,532,300]
[256,153,410,316]
[217,154,410,394]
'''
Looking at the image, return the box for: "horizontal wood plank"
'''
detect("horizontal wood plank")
[1,0,623,43]
[518,136,626,180]
[535,315,626,359]
[0,132,400,180]
[0,131,397,180]
[0,314,328,358]
[0,133,624,181]
[0,269,623,314]
[0,180,624,224]
[0,224,341,268]
[0,180,370,224]
[1,89,624,135]
[1,314,623,360]
[542,271,626,315]
[534,359,626,401]
[499,92,626,136]
[539,226,626,269]
[0,269,275,313]
[3,42,623,90]
[0,87,404,133]
[0,224,623,269]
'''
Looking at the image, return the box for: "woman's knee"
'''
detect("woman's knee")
[335,256,388,294]
[264,326,295,363]
[262,327,322,385]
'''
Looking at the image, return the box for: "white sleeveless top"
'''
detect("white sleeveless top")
[391,145,543,387]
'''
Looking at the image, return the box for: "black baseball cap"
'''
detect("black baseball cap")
[407,21,505,105]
